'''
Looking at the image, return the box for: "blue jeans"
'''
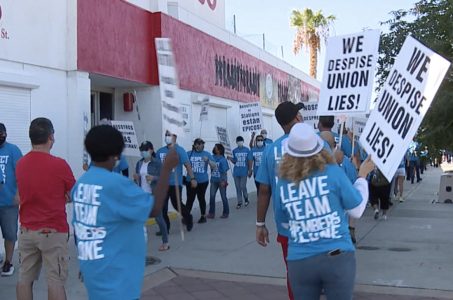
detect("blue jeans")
[233,176,248,205]
[288,251,356,300]
[0,205,19,242]
[154,211,168,244]
[209,181,229,216]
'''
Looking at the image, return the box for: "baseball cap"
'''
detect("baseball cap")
[283,123,324,158]
[139,141,153,151]
[275,102,305,126]
[0,123,6,133]
[194,138,205,144]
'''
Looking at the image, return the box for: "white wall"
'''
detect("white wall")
[126,0,168,13]
[0,0,72,70]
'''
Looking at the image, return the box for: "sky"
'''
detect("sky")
[225,0,417,81]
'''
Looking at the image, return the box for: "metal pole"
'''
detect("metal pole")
[233,14,237,34]
[262,33,266,50]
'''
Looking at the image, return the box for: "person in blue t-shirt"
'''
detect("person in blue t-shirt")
[156,131,196,232]
[407,141,422,184]
[228,136,252,209]
[255,101,305,300]
[0,122,23,276]
[249,134,266,196]
[249,129,273,148]
[318,115,339,145]
[276,123,374,300]
[72,125,178,300]
[208,144,230,218]
[185,138,217,224]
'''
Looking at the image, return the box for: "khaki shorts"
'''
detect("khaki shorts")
[18,227,69,284]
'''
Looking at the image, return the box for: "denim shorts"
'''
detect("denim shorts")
[0,205,19,242]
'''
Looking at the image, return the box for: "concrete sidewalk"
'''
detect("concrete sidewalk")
[1,167,452,299]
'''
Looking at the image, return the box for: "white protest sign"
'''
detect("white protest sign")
[353,117,367,138]
[110,121,140,157]
[216,126,233,159]
[317,30,380,116]
[155,38,184,136]
[239,102,263,132]
[180,103,192,134]
[302,101,320,130]
[360,35,451,181]
[199,96,209,121]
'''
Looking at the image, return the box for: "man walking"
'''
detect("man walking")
[0,122,22,276]
[16,118,75,300]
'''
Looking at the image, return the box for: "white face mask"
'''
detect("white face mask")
[141,151,151,159]
[165,136,173,145]
[256,141,264,147]
[237,141,244,147]
[114,159,120,168]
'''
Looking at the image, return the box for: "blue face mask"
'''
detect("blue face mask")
[141,151,151,159]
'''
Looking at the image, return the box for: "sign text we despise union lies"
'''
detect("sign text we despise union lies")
[317,30,380,116]
[360,35,450,181]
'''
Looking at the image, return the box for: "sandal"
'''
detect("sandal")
[158,244,170,251]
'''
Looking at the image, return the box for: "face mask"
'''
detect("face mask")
[114,160,120,168]
[256,141,264,147]
[165,136,173,145]
[237,141,244,147]
[0,136,5,145]
[141,151,151,159]
[262,134,267,139]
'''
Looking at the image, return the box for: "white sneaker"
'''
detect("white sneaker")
[1,261,14,276]
[382,214,388,221]
[399,196,404,203]
[374,209,379,220]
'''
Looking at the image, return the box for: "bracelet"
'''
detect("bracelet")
[256,221,266,227]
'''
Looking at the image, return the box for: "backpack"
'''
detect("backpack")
[371,168,389,187]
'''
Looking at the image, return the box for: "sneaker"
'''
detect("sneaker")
[382,214,388,221]
[374,209,379,220]
[220,214,229,219]
[244,200,250,207]
[206,213,215,219]
[1,261,14,276]
[186,215,194,232]
[389,200,393,206]
[198,216,207,224]
[236,203,242,209]
[399,196,404,203]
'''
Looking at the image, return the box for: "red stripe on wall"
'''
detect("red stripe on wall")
[77,0,160,85]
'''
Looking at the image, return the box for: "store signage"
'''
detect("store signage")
[198,0,217,10]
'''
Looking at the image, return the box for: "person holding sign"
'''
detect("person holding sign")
[156,132,195,232]
[207,144,230,219]
[72,125,178,300]
[249,129,273,148]
[256,101,305,300]
[185,138,217,224]
[228,136,252,209]
[276,123,374,300]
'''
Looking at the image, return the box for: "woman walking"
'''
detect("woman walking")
[275,123,374,300]
[207,144,230,219]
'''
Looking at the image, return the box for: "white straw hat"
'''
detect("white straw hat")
[283,123,324,157]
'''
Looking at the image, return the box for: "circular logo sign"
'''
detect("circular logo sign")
[198,0,217,11]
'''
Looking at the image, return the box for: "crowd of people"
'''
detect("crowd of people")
[0,104,433,299]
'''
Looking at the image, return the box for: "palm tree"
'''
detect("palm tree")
[291,9,335,79]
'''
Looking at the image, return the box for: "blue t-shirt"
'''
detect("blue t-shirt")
[0,142,23,206]
[398,158,406,168]
[187,150,215,183]
[210,155,229,183]
[231,146,251,177]
[72,166,153,300]
[156,145,189,186]
[112,154,128,173]
[255,134,290,236]
[339,157,357,184]
[276,164,362,261]
[250,146,266,176]
[264,138,273,146]
[341,135,358,158]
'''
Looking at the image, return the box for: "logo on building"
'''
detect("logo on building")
[198,0,217,11]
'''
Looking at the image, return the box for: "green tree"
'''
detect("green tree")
[377,0,453,150]
[290,8,335,79]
